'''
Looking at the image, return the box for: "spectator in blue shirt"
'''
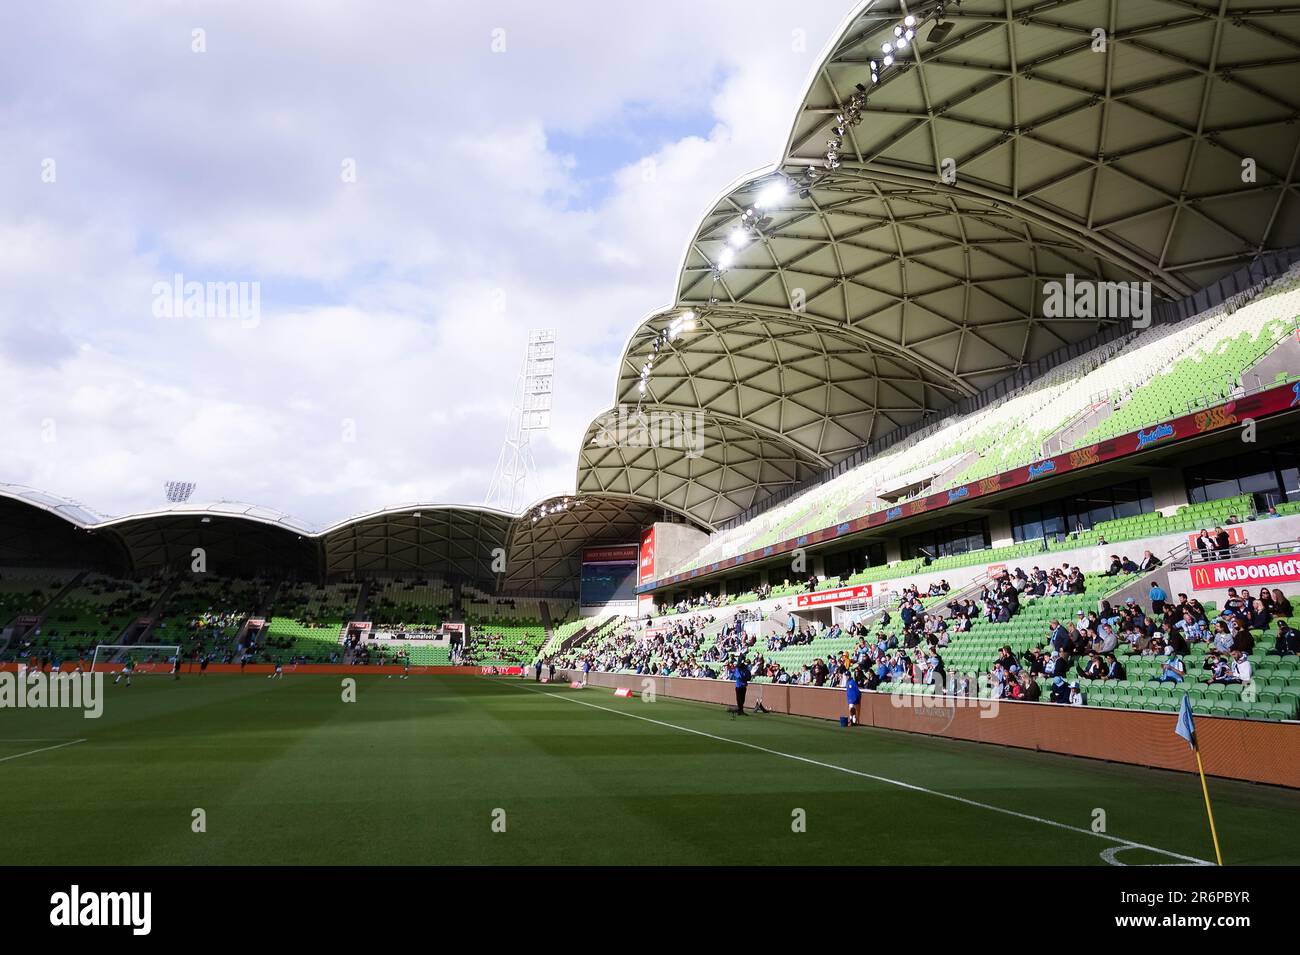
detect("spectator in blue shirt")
[731,657,751,716]
[1156,651,1186,684]
[1149,581,1167,616]
[845,672,862,726]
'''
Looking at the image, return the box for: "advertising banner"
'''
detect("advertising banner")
[638,526,656,585]
[1187,527,1246,549]
[795,584,872,608]
[1189,553,1300,590]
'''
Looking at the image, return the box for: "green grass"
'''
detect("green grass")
[3,674,1298,865]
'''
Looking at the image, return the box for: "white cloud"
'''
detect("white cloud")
[0,0,851,524]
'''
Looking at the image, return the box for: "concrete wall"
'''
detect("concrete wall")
[1150,470,1191,516]
[651,522,710,587]
[989,511,1014,548]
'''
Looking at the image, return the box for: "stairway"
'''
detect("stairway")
[130,577,181,647]
[353,579,372,620]
[539,599,554,648]
[1096,541,1191,613]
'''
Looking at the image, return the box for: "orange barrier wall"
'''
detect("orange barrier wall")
[563,671,1300,789]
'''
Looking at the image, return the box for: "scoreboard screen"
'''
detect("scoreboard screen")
[580,545,638,605]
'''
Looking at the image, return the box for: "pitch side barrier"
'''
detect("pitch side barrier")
[562,670,1300,789]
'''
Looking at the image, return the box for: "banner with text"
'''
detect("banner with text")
[638,526,656,586]
[796,584,873,608]
[1189,553,1300,590]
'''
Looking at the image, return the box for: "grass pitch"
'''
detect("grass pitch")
[3,673,1298,866]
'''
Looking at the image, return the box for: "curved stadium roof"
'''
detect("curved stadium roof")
[0,484,661,596]
[580,0,1300,528]
[0,485,510,582]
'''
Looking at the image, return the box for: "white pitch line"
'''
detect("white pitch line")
[499,680,1212,866]
[1099,845,1187,867]
[0,738,87,764]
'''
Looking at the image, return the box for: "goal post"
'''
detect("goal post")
[90,645,181,673]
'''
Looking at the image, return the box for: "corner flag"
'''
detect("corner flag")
[1175,692,1196,748]
[1175,693,1223,866]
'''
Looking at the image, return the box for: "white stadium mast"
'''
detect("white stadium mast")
[485,329,555,513]
[164,481,196,503]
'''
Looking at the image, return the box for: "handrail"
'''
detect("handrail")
[1166,540,1192,571]
[1189,540,1298,564]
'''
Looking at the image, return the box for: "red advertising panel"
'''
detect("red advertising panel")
[1189,553,1300,591]
[796,584,872,608]
[638,526,656,585]
[1186,527,1245,549]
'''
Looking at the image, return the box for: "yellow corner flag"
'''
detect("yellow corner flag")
[1175,692,1223,866]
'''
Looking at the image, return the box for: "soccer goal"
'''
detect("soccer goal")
[90,645,181,673]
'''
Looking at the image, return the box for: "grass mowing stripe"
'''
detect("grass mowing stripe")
[502,680,1213,866]
[0,738,87,764]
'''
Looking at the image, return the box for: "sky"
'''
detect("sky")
[0,0,854,528]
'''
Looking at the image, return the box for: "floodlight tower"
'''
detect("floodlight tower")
[164,481,196,503]
[485,329,554,513]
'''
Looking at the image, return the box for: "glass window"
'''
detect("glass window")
[1010,479,1154,541]
[1184,445,1299,510]
[902,519,990,559]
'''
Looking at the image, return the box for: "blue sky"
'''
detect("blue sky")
[0,0,853,527]
[548,97,723,207]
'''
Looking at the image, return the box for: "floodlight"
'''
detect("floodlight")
[754,180,788,209]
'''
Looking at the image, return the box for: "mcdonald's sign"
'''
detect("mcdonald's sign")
[1189,553,1300,590]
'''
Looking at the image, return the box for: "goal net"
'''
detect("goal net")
[90,645,181,674]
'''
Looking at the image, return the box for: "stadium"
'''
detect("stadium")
[5,0,1300,907]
